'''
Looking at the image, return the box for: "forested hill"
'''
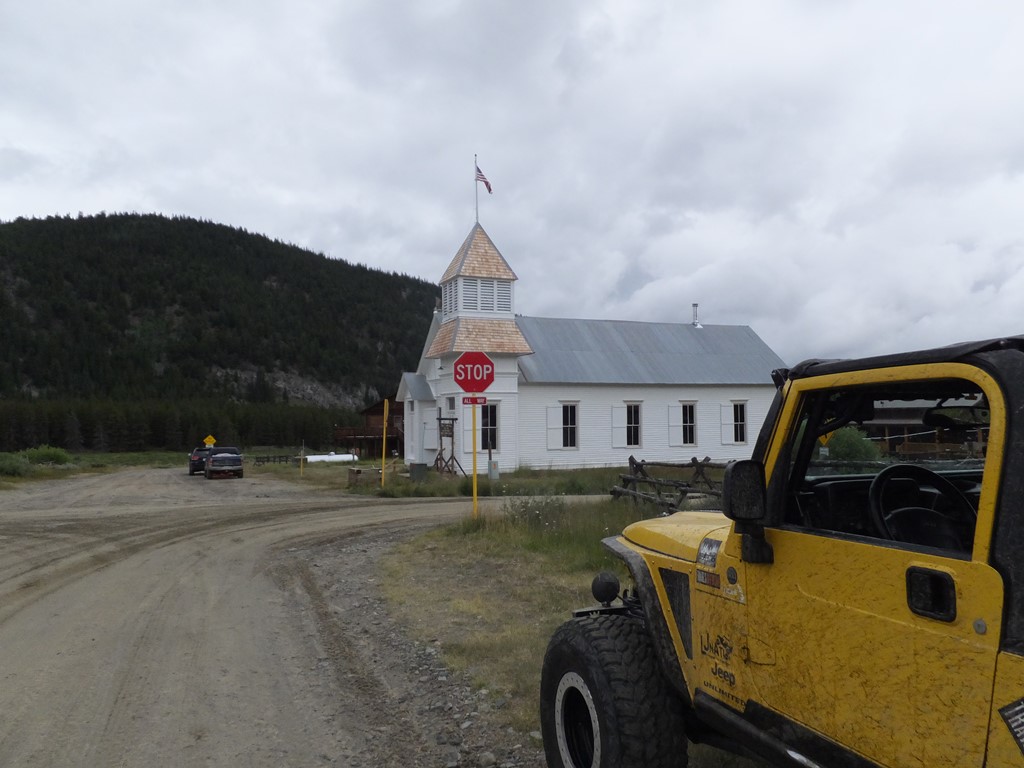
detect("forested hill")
[0,213,439,407]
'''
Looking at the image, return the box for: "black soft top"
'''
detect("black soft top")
[780,335,1024,382]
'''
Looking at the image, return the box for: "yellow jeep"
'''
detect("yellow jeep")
[540,336,1024,768]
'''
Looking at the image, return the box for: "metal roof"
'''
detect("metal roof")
[515,316,786,385]
[397,372,434,401]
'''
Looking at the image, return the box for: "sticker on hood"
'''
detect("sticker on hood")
[697,538,722,568]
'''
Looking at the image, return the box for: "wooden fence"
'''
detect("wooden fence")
[610,455,726,514]
[250,454,296,467]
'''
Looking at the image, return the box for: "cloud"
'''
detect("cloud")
[4,1,1024,366]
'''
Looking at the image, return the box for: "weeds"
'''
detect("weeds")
[477,495,655,573]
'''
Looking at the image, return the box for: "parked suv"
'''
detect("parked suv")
[187,447,211,475]
[205,448,243,479]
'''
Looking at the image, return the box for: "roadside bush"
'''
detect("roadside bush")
[458,476,492,496]
[22,445,72,465]
[0,453,32,477]
[561,476,587,495]
[825,426,882,462]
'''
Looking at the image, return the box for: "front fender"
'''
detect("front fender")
[602,536,691,704]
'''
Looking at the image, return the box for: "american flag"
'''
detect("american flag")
[475,165,492,194]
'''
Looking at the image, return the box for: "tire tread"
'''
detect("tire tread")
[541,614,687,768]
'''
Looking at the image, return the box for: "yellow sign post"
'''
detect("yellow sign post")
[461,395,488,519]
[471,398,478,518]
[204,434,216,447]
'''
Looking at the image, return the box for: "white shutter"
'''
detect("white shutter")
[496,281,512,312]
[423,422,438,451]
[546,406,562,449]
[480,279,496,311]
[721,404,735,444]
[463,278,479,310]
[668,404,683,447]
[611,406,627,448]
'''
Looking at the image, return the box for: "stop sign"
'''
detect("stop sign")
[453,351,495,393]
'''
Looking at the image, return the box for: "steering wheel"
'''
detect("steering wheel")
[868,464,977,549]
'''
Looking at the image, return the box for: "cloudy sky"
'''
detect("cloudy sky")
[4,1,1024,365]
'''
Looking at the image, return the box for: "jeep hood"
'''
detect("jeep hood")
[622,511,731,562]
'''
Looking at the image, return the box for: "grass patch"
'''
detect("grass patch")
[256,460,629,498]
[343,463,633,498]
[84,451,186,468]
[381,497,652,733]
[0,449,200,484]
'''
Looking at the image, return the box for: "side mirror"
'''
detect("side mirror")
[723,460,766,522]
[722,460,773,565]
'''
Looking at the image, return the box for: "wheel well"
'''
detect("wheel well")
[601,537,690,706]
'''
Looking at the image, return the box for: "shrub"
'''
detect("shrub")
[827,426,882,462]
[459,476,492,496]
[561,476,586,495]
[22,445,72,465]
[0,453,32,476]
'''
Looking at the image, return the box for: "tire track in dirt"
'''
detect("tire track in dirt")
[0,494,440,625]
[271,527,437,765]
[0,501,336,624]
[0,470,478,767]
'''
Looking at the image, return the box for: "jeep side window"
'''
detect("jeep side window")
[780,378,984,555]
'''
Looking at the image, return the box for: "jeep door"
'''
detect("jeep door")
[742,364,1004,767]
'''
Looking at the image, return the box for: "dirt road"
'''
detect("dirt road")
[0,468,528,767]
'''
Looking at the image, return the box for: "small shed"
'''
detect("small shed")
[334,396,404,459]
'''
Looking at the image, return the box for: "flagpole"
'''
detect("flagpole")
[474,154,479,223]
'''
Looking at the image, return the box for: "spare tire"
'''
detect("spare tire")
[540,613,687,768]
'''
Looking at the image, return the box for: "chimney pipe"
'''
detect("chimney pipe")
[692,303,702,328]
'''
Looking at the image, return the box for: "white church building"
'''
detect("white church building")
[397,223,787,473]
